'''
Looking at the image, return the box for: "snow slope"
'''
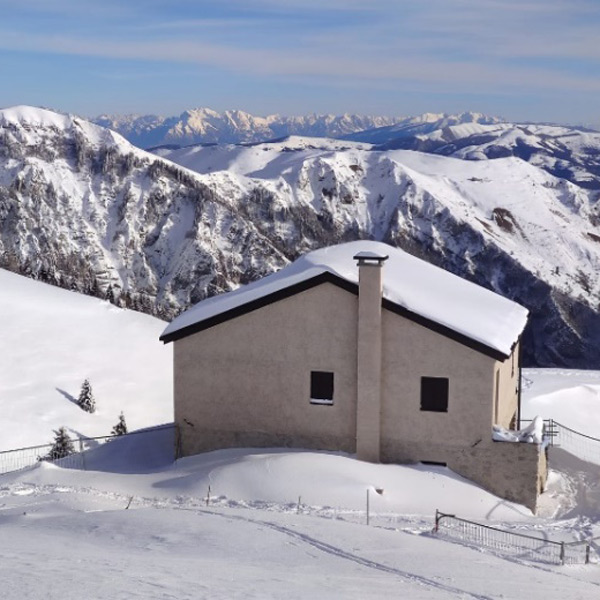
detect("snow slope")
[361,120,600,191]
[522,369,600,438]
[2,496,597,600]
[0,421,599,598]
[0,268,172,450]
[1,271,600,597]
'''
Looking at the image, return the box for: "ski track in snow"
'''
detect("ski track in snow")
[198,508,498,600]
[3,478,599,585]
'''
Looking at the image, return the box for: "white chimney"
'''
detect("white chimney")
[354,250,388,462]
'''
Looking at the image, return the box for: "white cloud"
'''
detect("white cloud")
[2,0,600,106]
[1,29,599,95]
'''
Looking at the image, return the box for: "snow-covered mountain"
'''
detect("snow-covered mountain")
[342,111,503,144]
[2,106,600,368]
[155,136,600,368]
[94,108,403,148]
[350,120,600,191]
[0,106,287,315]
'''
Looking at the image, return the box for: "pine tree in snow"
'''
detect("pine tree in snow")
[77,378,96,413]
[105,284,115,305]
[111,412,128,436]
[44,427,75,460]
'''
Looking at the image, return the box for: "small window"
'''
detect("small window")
[310,371,334,405]
[420,377,449,412]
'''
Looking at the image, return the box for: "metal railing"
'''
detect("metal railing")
[519,418,600,465]
[0,425,176,475]
[434,510,592,565]
[549,420,600,465]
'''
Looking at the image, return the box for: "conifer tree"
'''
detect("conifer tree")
[77,378,96,413]
[44,426,75,460]
[111,412,128,436]
[105,284,115,305]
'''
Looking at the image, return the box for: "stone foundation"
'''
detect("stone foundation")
[381,437,547,513]
[449,441,547,513]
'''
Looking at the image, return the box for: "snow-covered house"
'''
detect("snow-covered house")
[160,241,547,511]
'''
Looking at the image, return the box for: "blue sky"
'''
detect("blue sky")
[1,0,600,124]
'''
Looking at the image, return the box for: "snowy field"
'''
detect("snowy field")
[1,270,600,598]
[522,368,600,438]
[0,269,172,450]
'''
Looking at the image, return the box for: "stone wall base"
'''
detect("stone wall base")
[449,442,547,513]
[382,438,547,513]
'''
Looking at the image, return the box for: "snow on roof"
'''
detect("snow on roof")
[161,241,528,356]
[353,250,389,261]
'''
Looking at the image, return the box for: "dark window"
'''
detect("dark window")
[310,371,334,405]
[420,377,449,412]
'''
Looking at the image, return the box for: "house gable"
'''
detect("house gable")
[173,281,360,456]
[160,272,357,344]
[162,271,512,361]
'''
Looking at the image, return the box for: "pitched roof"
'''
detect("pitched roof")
[160,241,528,357]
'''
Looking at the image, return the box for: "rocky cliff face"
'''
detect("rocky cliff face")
[0,107,287,317]
[2,107,600,368]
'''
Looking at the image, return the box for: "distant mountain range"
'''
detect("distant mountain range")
[3,105,600,368]
[92,109,512,150]
[95,108,600,191]
[92,108,406,148]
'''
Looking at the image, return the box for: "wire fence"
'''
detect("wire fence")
[520,418,600,465]
[550,420,600,466]
[0,425,177,475]
[434,510,592,565]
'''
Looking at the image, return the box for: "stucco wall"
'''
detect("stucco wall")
[380,310,497,463]
[493,343,520,428]
[172,280,537,509]
[173,282,359,456]
[174,284,522,463]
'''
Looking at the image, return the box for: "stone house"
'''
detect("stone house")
[160,241,547,511]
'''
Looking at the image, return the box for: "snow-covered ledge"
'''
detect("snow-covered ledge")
[492,415,544,444]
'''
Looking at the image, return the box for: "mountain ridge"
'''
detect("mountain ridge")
[2,106,600,368]
[93,108,499,149]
